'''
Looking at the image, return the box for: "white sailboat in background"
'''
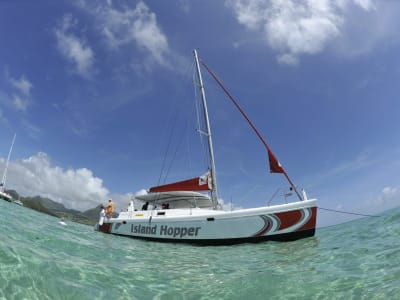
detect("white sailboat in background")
[96,50,317,245]
[0,133,19,205]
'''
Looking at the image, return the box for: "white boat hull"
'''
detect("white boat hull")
[96,199,317,245]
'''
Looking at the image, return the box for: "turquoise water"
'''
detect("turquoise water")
[1,201,399,300]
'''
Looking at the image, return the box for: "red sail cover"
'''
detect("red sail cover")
[268,149,284,173]
[149,175,211,193]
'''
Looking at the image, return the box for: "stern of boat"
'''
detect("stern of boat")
[95,222,112,233]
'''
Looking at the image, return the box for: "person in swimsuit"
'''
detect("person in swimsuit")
[105,199,115,218]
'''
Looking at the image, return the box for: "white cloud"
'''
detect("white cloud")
[227,0,378,65]
[21,119,42,140]
[4,74,33,112]
[365,186,400,213]
[130,2,169,64]
[12,94,29,111]
[218,198,244,211]
[1,152,116,211]
[10,76,32,96]
[135,189,148,196]
[54,14,94,78]
[227,0,266,30]
[352,0,375,10]
[277,53,299,65]
[334,1,400,58]
[80,1,170,67]
[382,186,398,195]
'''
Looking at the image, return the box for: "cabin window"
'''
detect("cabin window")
[207,217,215,221]
[157,212,166,216]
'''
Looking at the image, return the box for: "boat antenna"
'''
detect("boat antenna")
[193,49,219,209]
[200,61,303,201]
[1,133,16,193]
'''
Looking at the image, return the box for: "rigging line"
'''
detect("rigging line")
[158,60,196,186]
[193,69,211,171]
[318,207,381,218]
[194,96,210,171]
[163,120,189,184]
[157,110,178,186]
[200,59,303,201]
[186,123,193,176]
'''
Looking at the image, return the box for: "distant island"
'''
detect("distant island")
[4,189,101,226]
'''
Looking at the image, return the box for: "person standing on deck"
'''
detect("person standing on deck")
[99,205,106,225]
[105,199,115,218]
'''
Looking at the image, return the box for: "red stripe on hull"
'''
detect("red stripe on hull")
[275,210,303,231]
[298,206,317,231]
[273,206,317,232]
[254,216,272,237]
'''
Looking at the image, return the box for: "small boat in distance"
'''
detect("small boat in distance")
[13,198,23,206]
[1,134,16,203]
[96,50,317,245]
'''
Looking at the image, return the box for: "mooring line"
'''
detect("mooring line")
[318,207,381,218]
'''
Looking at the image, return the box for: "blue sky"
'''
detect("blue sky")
[1,0,400,227]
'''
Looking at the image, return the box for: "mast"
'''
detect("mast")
[1,133,16,192]
[193,49,219,209]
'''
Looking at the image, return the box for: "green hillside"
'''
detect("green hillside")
[5,189,100,226]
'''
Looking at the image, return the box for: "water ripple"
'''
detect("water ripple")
[1,201,399,299]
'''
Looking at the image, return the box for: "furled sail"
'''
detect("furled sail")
[149,172,211,193]
[268,149,284,173]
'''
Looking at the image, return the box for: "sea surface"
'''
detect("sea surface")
[0,200,399,300]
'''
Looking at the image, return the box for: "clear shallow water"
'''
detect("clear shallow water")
[1,200,399,300]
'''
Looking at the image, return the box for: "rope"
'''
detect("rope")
[157,110,178,186]
[200,59,303,201]
[157,60,195,186]
[318,207,381,218]
[193,72,210,171]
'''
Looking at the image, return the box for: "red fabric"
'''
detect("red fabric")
[268,149,284,173]
[149,176,210,193]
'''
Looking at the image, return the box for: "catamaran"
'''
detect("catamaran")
[96,50,317,245]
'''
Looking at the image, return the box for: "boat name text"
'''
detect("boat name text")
[131,224,201,238]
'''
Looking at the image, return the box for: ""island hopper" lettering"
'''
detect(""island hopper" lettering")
[131,224,201,238]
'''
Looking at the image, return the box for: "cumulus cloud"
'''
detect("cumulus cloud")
[79,1,170,67]
[54,14,94,78]
[1,152,115,211]
[129,2,169,64]
[367,186,400,211]
[227,0,377,65]
[219,198,243,211]
[135,189,148,196]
